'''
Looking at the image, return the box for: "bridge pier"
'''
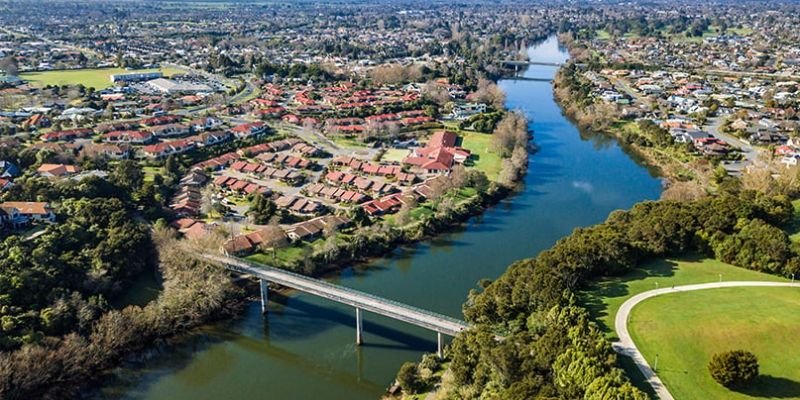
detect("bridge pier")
[260,278,269,314]
[355,307,364,345]
[437,332,443,359]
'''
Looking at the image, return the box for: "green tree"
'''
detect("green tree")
[708,350,759,388]
[111,160,144,194]
[396,362,422,394]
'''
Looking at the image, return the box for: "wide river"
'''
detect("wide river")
[99,36,662,400]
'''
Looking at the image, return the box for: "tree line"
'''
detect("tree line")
[414,189,796,399]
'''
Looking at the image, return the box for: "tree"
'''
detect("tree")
[111,160,144,195]
[248,192,276,224]
[708,350,759,388]
[0,56,19,76]
[396,362,423,394]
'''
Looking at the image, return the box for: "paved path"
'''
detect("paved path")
[613,281,800,400]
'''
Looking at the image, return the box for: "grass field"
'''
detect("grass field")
[630,287,800,400]
[382,148,410,163]
[459,131,502,182]
[582,255,786,340]
[20,67,184,89]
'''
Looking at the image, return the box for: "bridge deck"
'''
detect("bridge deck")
[204,255,470,336]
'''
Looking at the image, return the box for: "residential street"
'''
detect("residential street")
[705,117,759,175]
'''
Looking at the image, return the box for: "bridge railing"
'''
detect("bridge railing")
[223,256,469,328]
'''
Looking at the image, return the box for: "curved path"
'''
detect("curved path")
[612,281,800,400]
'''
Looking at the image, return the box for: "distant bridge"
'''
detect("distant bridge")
[500,60,564,67]
[508,77,553,83]
[204,254,470,357]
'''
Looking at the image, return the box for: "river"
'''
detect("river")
[96,36,663,400]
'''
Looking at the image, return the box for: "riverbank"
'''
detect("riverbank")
[552,67,705,188]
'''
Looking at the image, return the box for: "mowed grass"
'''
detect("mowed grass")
[629,287,800,400]
[382,148,410,163]
[460,131,502,182]
[20,67,184,89]
[246,246,307,267]
[582,255,786,340]
[142,166,164,183]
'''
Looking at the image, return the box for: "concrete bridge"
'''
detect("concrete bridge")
[500,60,563,67]
[204,254,470,357]
[508,76,553,83]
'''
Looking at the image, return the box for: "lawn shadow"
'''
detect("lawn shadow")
[733,375,800,398]
[581,258,681,334]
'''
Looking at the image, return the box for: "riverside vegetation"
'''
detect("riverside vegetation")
[0,182,244,399]
[394,189,798,399]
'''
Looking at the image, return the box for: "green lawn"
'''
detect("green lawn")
[382,148,410,163]
[142,166,164,183]
[595,30,611,40]
[20,67,184,89]
[630,287,800,400]
[460,131,502,182]
[582,255,786,340]
[246,245,307,267]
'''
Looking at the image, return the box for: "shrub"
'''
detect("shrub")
[708,350,759,388]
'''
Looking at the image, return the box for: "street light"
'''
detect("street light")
[719,274,722,282]
[654,354,659,372]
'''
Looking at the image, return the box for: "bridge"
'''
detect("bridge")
[508,76,553,83]
[203,254,470,357]
[500,60,563,67]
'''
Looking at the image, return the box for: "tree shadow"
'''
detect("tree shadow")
[580,258,681,334]
[733,375,800,398]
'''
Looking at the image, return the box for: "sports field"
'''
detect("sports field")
[20,67,184,89]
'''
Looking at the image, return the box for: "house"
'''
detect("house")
[189,116,223,133]
[0,161,20,178]
[286,215,350,242]
[403,131,470,173]
[80,143,132,160]
[41,128,93,142]
[451,103,487,120]
[0,201,56,227]
[149,123,191,138]
[222,226,289,255]
[141,140,196,159]
[37,163,80,178]
[230,122,268,139]
[103,130,153,144]
[187,131,231,147]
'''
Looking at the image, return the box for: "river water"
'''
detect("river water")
[98,36,662,400]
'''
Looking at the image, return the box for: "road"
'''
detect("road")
[613,281,800,400]
[705,117,759,175]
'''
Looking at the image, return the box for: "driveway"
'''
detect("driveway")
[613,281,800,400]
